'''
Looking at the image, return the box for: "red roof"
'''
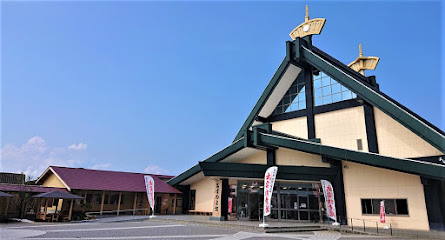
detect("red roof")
[0,184,69,193]
[48,166,181,194]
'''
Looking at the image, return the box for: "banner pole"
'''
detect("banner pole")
[259,166,277,228]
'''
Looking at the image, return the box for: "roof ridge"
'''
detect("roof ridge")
[50,165,172,177]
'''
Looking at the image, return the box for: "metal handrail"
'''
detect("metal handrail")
[341,217,392,236]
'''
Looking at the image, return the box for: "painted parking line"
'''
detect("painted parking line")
[45,224,185,232]
[28,234,229,239]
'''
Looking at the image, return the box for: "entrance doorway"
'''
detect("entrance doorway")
[155,196,162,214]
[237,181,322,222]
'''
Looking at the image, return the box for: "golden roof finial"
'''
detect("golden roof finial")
[289,5,326,40]
[348,44,379,76]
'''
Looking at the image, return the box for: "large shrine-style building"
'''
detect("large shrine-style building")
[167,7,445,231]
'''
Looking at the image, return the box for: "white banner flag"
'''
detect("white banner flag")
[144,175,155,212]
[321,179,337,221]
[380,200,386,223]
[263,166,278,217]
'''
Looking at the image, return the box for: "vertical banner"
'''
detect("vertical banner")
[380,200,386,223]
[144,175,155,216]
[320,180,337,222]
[263,166,278,217]
[228,197,233,213]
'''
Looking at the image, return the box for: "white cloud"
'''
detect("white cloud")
[68,143,87,150]
[91,163,111,170]
[0,136,88,179]
[144,164,169,175]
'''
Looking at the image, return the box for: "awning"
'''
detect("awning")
[0,190,13,198]
[33,190,84,199]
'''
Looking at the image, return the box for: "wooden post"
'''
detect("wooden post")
[132,193,137,215]
[5,198,10,216]
[43,199,48,220]
[116,192,122,216]
[173,194,177,215]
[55,199,59,213]
[68,199,74,221]
[100,192,105,215]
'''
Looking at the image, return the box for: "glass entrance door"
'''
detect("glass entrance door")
[237,181,322,222]
[248,193,259,220]
[237,192,248,220]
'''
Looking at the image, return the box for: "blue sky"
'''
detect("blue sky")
[1,1,443,178]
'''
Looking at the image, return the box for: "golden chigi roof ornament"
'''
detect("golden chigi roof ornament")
[289,5,326,40]
[348,44,380,76]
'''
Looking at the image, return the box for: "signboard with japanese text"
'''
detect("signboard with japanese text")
[228,197,233,213]
[144,175,155,212]
[263,166,278,217]
[212,179,222,217]
[321,180,336,221]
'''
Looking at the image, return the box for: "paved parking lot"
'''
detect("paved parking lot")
[0,220,437,240]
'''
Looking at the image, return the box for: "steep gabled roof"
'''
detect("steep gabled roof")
[233,39,445,153]
[37,166,181,194]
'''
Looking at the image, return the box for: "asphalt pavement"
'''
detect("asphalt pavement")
[0,220,440,240]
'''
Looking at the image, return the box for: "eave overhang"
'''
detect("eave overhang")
[254,131,445,180]
[199,162,338,182]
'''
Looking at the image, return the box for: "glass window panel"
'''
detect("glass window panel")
[322,86,331,96]
[300,211,309,220]
[361,199,372,214]
[299,101,306,109]
[314,88,322,98]
[332,84,341,94]
[342,91,352,100]
[283,96,290,104]
[298,93,305,101]
[323,95,332,104]
[385,199,396,215]
[314,79,321,89]
[313,71,358,107]
[283,104,291,112]
[273,81,306,115]
[310,211,320,221]
[332,93,342,102]
[313,73,321,80]
[396,199,408,215]
[371,199,380,214]
[290,94,298,104]
[322,78,331,87]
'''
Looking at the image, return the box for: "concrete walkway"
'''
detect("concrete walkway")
[147,215,445,239]
[146,214,329,233]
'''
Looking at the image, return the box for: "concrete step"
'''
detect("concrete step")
[264,225,329,233]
